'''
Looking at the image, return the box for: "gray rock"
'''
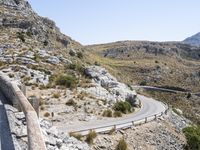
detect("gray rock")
[5,104,91,150]
[85,66,139,105]
[24,51,35,59]
[15,57,36,65]
[38,50,50,58]
[47,56,60,64]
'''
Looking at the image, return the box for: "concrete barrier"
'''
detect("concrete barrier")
[0,73,47,150]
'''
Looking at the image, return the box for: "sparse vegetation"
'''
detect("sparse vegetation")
[77,51,83,59]
[55,74,78,89]
[113,101,132,114]
[69,132,83,141]
[43,40,48,46]
[102,109,113,117]
[183,126,200,150]
[108,127,116,135]
[172,108,181,116]
[69,49,76,56]
[113,111,122,117]
[140,80,147,86]
[17,32,25,42]
[26,31,32,37]
[65,99,77,107]
[53,92,61,98]
[85,130,97,144]
[116,138,128,150]
[44,112,50,117]
[8,73,14,78]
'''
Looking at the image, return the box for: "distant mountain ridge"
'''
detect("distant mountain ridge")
[183,32,200,47]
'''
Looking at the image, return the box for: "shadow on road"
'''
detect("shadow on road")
[0,93,15,150]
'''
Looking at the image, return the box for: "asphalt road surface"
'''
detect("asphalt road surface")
[59,94,167,134]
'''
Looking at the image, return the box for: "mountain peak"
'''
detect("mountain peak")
[0,0,23,6]
[183,32,200,47]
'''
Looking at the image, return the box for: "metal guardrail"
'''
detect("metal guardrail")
[70,101,169,136]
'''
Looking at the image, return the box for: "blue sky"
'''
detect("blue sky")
[28,0,200,45]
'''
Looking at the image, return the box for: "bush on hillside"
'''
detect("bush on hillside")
[113,111,122,117]
[17,32,25,42]
[139,80,147,86]
[183,126,200,150]
[85,131,97,144]
[77,52,83,59]
[113,101,132,114]
[116,138,128,150]
[55,74,77,89]
[102,109,113,117]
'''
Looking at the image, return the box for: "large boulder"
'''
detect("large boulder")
[85,66,139,106]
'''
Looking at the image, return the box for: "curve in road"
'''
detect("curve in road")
[59,95,167,135]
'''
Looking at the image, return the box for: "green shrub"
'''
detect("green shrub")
[183,126,200,150]
[113,101,132,114]
[113,111,122,117]
[26,31,32,37]
[102,109,113,117]
[69,49,76,56]
[77,52,83,59]
[116,138,128,150]
[68,63,76,70]
[43,40,48,46]
[65,99,77,107]
[17,32,25,42]
[85,131,97,144]
[139,80,147,86]
[56,75,77,89]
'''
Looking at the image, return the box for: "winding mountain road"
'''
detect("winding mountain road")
[59,95,168,135]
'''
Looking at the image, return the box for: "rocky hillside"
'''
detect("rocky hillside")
[87,41,200,125]
[87,41,200,90]
[0,0,84,70]
[183,32,200,47]
[0,0,88,88]
[88,41,200,60]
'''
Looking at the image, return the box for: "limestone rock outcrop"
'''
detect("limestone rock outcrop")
[84,66,139,106]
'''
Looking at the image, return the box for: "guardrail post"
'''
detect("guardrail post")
[132,121,134,126]
[28,96,39,117]
[114,125,116,130]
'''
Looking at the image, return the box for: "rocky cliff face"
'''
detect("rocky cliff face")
[183,32,200,47]
[0,0,81,49]
[0,0,84,71]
